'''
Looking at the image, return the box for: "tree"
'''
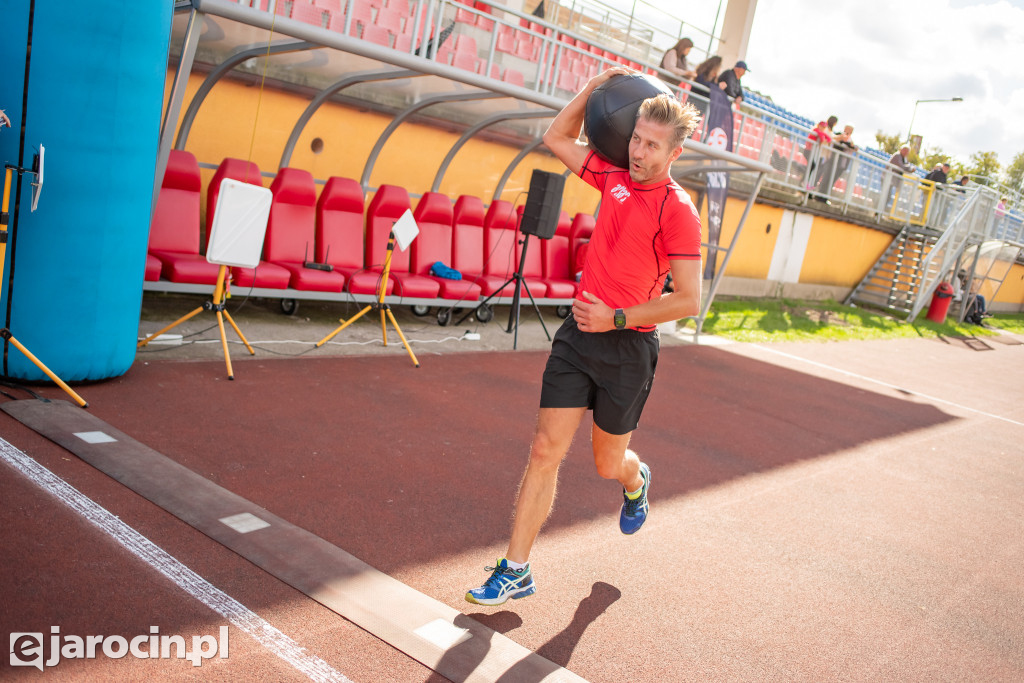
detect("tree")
[921,148,952,174]
[966,150,1000,186]
[1003,151,1024,193]
[875,130,902,155]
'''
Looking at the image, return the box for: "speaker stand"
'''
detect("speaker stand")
[504,233,551,350]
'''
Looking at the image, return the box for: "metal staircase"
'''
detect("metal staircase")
[846,190,996,320]
[844,227,941,316]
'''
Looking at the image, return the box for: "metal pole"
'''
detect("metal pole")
[153,7,202,219]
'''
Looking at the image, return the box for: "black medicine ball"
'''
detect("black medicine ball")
[584,73,674,168]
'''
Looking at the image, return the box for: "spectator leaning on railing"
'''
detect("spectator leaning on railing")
[830,123,858,185]
[804,120,832,199]
[694,56,725,92]
[692,56,726,120]
[885,145,915,211]
[717,60,747,107]
[660,38,696,83]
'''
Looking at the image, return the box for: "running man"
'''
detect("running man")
[466,69,704,605]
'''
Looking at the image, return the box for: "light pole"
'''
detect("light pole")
[907,97,964,146]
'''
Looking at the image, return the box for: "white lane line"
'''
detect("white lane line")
[0,437,352,683]
[749,343,1024,428]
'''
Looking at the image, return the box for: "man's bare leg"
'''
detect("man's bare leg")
[506,406,587,564]
[592,422,650,534]
[591,423,642,491]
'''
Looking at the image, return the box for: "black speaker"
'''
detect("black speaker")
[520,169,565,240]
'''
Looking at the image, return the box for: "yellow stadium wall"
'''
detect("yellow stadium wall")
[800,215,893,286]
[705,201,785,280]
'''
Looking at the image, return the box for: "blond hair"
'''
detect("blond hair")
[637,94,701,149]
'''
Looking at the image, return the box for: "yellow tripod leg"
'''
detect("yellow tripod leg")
[137,305,204,347]
[316,305,372,347]
[215,310,235,380]
[380,308,388,346]
[384,307,420,368]
[4,333,89,407]
[221,309,255,356]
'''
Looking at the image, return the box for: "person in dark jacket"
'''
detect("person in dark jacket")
[717,60,748,105]
[924,163,950,184]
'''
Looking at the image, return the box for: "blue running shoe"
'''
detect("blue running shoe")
[619,462,650,534]
[465,558,536,606]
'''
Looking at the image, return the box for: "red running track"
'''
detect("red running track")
[2,333,1023,681]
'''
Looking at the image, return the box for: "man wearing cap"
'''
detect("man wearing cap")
[717,61,747,106]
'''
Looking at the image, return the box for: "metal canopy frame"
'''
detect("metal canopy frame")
[359,90,505,190]
[156,0,775,338]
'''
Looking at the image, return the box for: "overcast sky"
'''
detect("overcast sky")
[644,0,1024,167]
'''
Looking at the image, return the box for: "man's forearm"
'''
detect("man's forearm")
[621,290,700,328]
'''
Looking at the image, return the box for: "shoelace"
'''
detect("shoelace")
[623,488,646,514]
[483,564,520,588]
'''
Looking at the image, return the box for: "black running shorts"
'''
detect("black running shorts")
[540,315,660,435]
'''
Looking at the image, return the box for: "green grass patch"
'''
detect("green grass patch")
[985,312,1024,335]
[689,297,1017,343]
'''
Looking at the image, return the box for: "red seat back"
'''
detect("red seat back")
[265,167,317,263]
[149,150,201,253]
[207,158,263,250]
[483,200,518,276]
[411,192,454,276]
[316,176,365,269]
[452,195,485,274]
[366,184,412,272]
[569,212,596,275]
[541,210,572,279]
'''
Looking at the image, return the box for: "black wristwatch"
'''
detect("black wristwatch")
[613,308,626,330]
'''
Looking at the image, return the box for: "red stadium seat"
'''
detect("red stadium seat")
[387,0,412,15]
[451,50,479,72]
[411,192,482,300]
[496,24,517,54]
[313,0,343,11]
[291,3,326,27]
[362,23,391,46]
[538,210,578,298]
[253,167,345,292]
[316,176,388,295]
[207,157,264,252]
[365,185,441,298]
[478,199,521,296]
[568,212,595,277]
[511,205,551,298]
[147,150,221,284]
[145,254,162,281]
[208,157,287,288]
[452,194,487,279]
[502,68,525,87]
[376,6,404,35]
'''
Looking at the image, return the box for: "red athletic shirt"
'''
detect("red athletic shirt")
[577,152,702,330]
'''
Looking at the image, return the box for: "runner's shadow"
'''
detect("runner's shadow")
[425,582,619,682]
[527,580,621,669]
[424,612,522,683]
